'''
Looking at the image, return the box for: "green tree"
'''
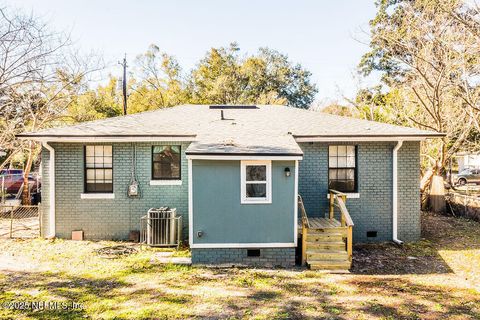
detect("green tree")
[188,43,317,108]
[129,44,188,113]
[344,86,403,124]
[68,77,123,122]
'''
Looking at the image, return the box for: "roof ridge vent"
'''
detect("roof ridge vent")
[209,105,258,109]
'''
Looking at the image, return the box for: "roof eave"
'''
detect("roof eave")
[186,152,303,160]
[16,134,197,142]
[293,134,445,142]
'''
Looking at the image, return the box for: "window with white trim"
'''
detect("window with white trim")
[241,160,272,204]
[152,145,181,180]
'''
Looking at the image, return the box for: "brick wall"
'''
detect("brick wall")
[41,140,421,244]
[298,141,420,242]
[191,248,295,267]
[41,142,190,240]
[397,141,421,241]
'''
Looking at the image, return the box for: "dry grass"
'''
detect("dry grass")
[0,212,479,319]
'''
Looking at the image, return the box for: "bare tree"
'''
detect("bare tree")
[360,0,480,175]
[0,6,103,203]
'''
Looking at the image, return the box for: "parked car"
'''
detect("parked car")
[0,169,23,176]
[456,168,480,185]
[0,170,41,196]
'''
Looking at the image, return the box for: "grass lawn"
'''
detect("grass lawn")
[0,212,479,320]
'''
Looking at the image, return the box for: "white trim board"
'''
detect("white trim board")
[190,243,296,249]
[186,155,303,160]
[42,142,56,237]
[188,159,193,247]
[294,160,298,246]
[149,180,182,186]
[294,136,430,142]
[21,136,196,143]
[80,193,115,199]
[240,160,272,204]
[327,193,360,199]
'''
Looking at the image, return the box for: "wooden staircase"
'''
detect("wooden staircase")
[299,191,354,270]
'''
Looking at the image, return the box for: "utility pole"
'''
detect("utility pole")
[119,54,128,115]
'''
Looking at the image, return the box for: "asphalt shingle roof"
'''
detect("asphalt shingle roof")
[18,104,443,155]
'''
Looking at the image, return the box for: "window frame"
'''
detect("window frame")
[84,145,114,194]
[327,145,358,193]
[151,145,182,181]
[240,160,272,204]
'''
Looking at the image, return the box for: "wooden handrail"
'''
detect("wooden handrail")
[298,194,310,266]
[328,189,353,224]
[329,189,346,219]
[298,195,310,228]
[329,189,354,261]
[329,189,346,196]
[336,196,354,227]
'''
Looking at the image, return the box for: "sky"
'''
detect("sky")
[8,0,378,104]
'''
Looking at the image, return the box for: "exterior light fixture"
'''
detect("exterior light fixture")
[284,167,291,177]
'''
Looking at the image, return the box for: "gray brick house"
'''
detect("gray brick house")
[18,104,442,268]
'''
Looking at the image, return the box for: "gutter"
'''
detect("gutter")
[294,135,444,142]
[42,142,56,238]
[17,135,196,143]
[392,140,403,245]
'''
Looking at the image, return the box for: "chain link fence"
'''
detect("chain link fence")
[0,205,40,238]
[446,191,480,222]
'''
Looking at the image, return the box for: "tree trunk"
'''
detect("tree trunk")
[430,175,446,213]
[420,168,433,192]
[420,168,434,210]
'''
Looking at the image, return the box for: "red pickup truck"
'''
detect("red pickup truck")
[0,169,41,196]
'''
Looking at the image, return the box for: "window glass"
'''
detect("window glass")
[246,184,267,198]
[329,145,356,192]
[85,145,113,193]
[94,145,104,157]
[152,145,181,179]
[246,165,266,181]
[245,165,267,199]
[86,146,94,157]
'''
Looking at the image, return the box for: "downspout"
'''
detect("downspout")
[392,140,403,245]
[42,142,55,238]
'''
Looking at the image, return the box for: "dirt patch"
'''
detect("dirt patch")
[352,242,451,275]
[351,212,480,290]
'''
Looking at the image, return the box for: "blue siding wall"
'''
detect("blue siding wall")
[298,141,420,242]
[192,160,296,244]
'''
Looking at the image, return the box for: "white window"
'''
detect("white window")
[241,160,272,204]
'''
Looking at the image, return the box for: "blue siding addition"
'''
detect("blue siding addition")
[192,160,296,245]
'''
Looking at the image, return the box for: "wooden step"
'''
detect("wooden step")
[307,250,348,261]
[305,242,346,251]
[308,260,351,270]
[307,227,347,236]
[306,233,344,243]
